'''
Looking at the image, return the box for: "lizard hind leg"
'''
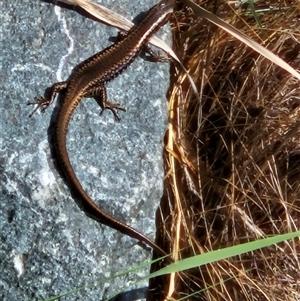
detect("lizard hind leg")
[28,81,68,117]
[88,85,126,122]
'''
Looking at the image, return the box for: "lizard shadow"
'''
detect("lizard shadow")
[46,92,67,186]
[44,92,153,301]
[45,92,105,214]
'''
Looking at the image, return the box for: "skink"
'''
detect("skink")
[30,0,174,256]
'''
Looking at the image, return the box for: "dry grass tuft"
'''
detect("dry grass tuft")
[148,1,300,300]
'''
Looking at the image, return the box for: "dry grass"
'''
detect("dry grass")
[148,1,300,300]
